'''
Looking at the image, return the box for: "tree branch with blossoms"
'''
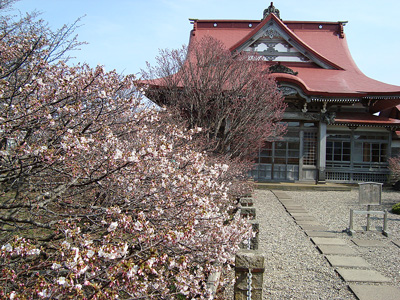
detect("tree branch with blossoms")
[0,4,252,299]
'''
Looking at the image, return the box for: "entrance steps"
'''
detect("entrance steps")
[257,182,356,191]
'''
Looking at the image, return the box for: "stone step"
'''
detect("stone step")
[271,191,292,199]
[300,224,328,231]
[304,230,338,238]
[289,212,312,217]
[296,220,321,226]
[279,201,297,206]
[279,198,295,202]
[311,237,347,246]
[286,208,309,214]
[349,284,400,300]
[352,239,388,247]
[259,183,353,191]
[278,199,294,203]
[317,245,357,255]
[336,268,391,283]
[285,205,305,211]
[293,216,317,222]
[325,255,371,269]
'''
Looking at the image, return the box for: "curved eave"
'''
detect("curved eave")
[273,72,366,99]
[270,66,400,111]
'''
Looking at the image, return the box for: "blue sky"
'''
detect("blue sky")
[9,0,400,86]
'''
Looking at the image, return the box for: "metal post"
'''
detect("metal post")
[348,209,389,237]
[349,209,354,235]
[383,210,389,237]
[366,205,371,231]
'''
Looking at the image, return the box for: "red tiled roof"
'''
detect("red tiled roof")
[189,15,400,111]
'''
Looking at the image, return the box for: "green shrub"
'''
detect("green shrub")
[392,203,400,214]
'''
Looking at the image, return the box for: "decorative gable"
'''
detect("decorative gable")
[231,3,341,70]
[241,25,311,63]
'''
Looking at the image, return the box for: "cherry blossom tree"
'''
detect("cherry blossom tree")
[389,156,400,185]
[142,36,287,160]
[0,6,251,299]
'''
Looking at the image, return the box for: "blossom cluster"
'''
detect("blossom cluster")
[0,8,252,299]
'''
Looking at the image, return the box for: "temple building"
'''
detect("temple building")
[182,3,400,184]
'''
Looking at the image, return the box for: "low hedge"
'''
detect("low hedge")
[392,202,400,215]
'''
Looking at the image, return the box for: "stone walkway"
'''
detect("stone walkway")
[271,190,400,300]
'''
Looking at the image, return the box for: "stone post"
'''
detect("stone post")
[240,197,254,207]
[240,207,256,219]
[234,250,265,300]
[206,270,221,299]
[249,221,259,250]
[239,221,259,250]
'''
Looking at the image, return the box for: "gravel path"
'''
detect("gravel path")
[253,188,400,299]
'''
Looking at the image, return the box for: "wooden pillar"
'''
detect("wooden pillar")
[350,127,355,181]
[317,121,327,183]
[388,129,392,159]
[299,130,304,181]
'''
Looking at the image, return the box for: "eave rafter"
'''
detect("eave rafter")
[311,97,360,104]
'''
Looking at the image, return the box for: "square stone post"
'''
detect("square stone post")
[240,207,256,219]
[240,221,259,250]
[234,250,264,300]
[249,221,259,250]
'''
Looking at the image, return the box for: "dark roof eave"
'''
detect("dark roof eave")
[334,111,400,128]
[333,121,400,129]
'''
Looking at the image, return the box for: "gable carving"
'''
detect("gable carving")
[279,86,298,96]
[243,22,311,63]
[263,27,281,39]
[231,11,340,69]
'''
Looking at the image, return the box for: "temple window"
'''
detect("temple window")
[326,140,351,162]
[303,131,317,165]
[354,134,388,164]
[362,143,387,163]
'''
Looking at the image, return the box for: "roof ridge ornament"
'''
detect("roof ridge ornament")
[263,2,281,19]
[269,62,298,76]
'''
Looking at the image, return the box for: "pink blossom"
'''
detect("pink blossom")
[107,221,118,232]
[57,277,66,286]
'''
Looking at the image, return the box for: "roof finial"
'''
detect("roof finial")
[263,2,280,19]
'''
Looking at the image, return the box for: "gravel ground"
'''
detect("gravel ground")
[253,188,400,300]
